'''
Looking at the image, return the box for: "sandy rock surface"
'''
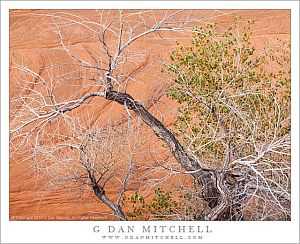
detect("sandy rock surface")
[9,9,290,220]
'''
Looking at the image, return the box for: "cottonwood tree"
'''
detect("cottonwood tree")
[33,122,141,220]
[10,10,290,220]
[165,18,290,220]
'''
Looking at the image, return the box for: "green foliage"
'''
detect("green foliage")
[122,188,178,220]
[166,16,290,166]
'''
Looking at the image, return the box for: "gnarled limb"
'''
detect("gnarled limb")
[105,90,220,208]
[92,184,126,221]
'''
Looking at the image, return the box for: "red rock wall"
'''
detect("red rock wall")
[9,9,290,220]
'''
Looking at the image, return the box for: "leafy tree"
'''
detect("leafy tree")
[122,188,178,220]
[166,16,291,220]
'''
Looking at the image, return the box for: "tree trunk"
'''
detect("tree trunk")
[105,90,220,208]
[92,184,127,221]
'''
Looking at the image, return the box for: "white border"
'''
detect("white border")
[0,0,298,9]
[1,1,299,243]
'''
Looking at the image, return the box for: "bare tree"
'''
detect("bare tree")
[10,10,290,220]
